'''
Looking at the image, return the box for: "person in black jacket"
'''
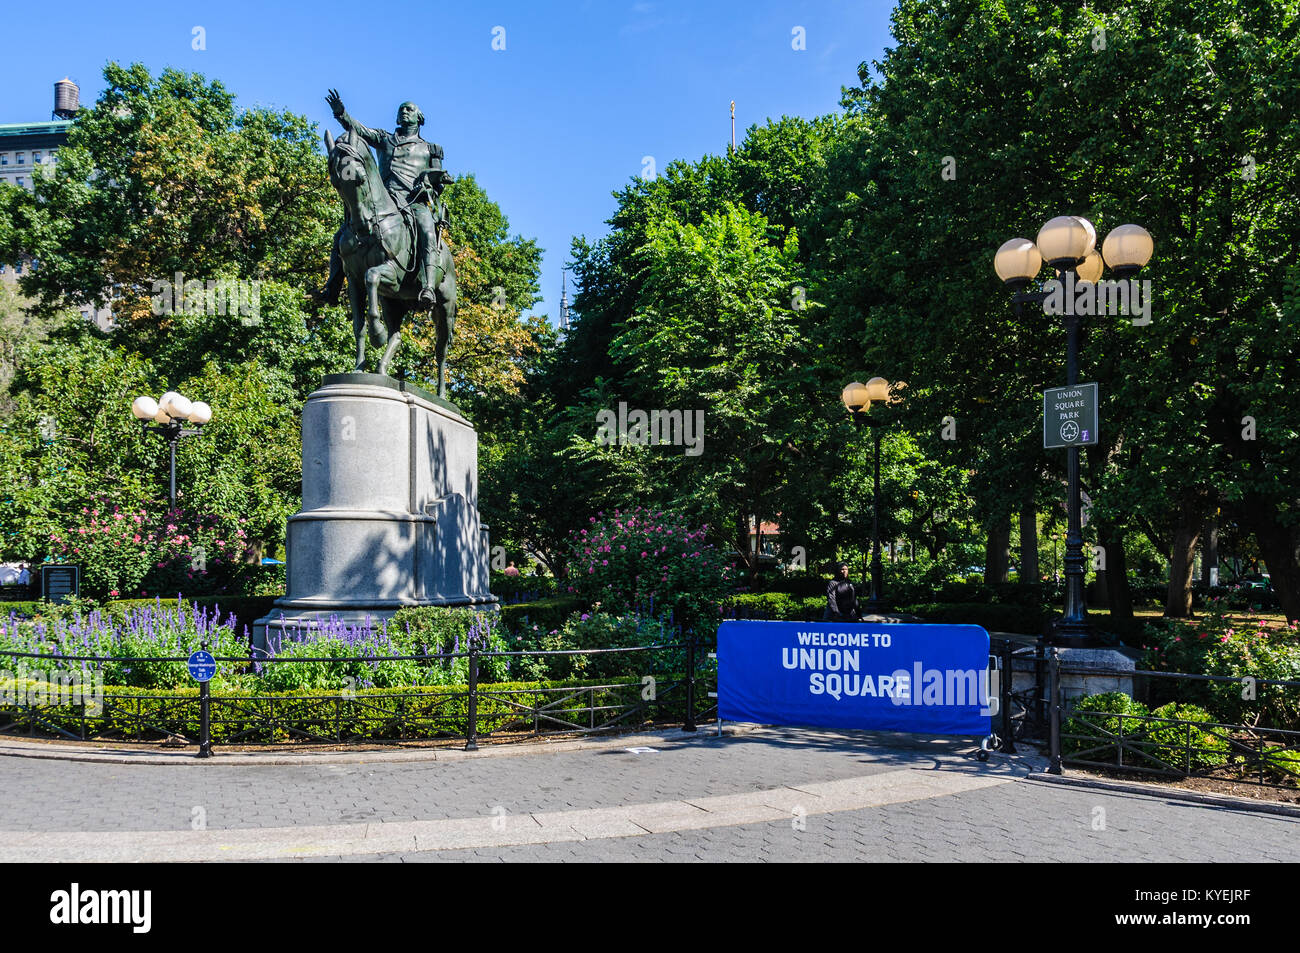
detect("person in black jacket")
[825,563,860,622]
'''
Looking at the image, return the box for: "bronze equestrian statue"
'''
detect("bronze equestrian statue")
[320,89,458,395]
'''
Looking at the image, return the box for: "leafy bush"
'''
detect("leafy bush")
[563,508,734,632]
[491,572,558,603]
[902,602,1048,634]
[264,608,513,690]
[508,611,678,681]
[1143,600,1300,728]
[1145,703,1230,769]
[44,498,253,600]
[1061,691,1150,761]
[0,677,655,743]
[498,597,585,635]
[0,596,246,689]
[724,591,826,621]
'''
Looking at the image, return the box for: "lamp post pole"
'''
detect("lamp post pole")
[842,378,899,615]
[869,421,883,612]
[1058,305,1089,641]
[994,218,1153,647]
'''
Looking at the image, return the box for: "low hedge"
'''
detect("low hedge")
[497,597,585,634]
[724,592,827,621]
[0,673,704,742]
[902,602,1050,634]
[491,573,559,603]
[1,601,46,620]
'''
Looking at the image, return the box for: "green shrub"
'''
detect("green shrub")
[1,601,48,620]
[0,676,664,742]
[902,602,1048,634]
[44,498,253,601]
[563,508,734,632]
[491,573,558,602]
[1062,691,1150,761]
[1144,703,1230,769]
[508,611,677,681]
[498,597,584,635]
[1143,604,1300,729]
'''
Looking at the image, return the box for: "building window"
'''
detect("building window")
[15,153,24,165]
[33,152,41,163]
[13,262,21,275]
[0,155,7,165]
[0,264,6,275]
[15,178,23,188]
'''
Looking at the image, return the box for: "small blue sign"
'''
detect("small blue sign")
[187,650,217,683]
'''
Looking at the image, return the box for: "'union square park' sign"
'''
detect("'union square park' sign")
[1043,383,1099,449]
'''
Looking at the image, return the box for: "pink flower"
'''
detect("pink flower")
[133,535,141,543]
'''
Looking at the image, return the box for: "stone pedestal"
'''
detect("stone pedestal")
[253,373,496,648]
[1010,645,1138,706]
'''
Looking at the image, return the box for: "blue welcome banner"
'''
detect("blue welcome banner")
[717,620,992,736]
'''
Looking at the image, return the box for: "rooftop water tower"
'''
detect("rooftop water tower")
[53,78,79,120]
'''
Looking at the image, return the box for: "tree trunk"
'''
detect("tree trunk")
[1245,512,1300,624]
[1100,525,1134,629]
[1201,518,1219,587]
[734,511,755,580]
[1018,504,1039,585]
[1165,517,1200,618]
[985,515,1010,585]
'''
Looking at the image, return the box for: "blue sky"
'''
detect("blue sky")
[7,0,895,322]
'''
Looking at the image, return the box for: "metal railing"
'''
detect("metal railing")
[0,635,715,756]
[1029,648,1300,790]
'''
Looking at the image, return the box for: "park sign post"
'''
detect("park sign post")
[1043,382,1099,449]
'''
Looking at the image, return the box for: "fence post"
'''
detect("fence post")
[683,629,697,732]
[197,639,212,759]
[464,642,479,752]
[999,639,1016,754]
[1047,648,1062,775]
[1034,635,1046,734]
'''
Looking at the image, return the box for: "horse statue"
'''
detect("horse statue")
[321,125,457,396]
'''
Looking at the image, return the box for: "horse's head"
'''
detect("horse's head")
[324,129,370,197]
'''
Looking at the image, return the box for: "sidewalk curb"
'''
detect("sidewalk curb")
[0,726,746,766]
[1025,771,1300,819]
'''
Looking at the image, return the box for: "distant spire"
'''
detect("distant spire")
[730,101,736,154]
[560,267,570,331]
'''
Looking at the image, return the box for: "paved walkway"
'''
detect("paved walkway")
[0,728,1295,862]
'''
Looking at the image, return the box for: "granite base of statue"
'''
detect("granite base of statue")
[252,373,497,650]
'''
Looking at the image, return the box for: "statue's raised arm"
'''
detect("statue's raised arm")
[325,88,386,149]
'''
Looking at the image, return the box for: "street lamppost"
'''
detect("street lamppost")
[130,391,213,508]
[841,377,900,614]
[994,217,1153,645]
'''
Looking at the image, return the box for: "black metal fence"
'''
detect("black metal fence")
[1010,643,1300,790]
[0,636,715,756]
